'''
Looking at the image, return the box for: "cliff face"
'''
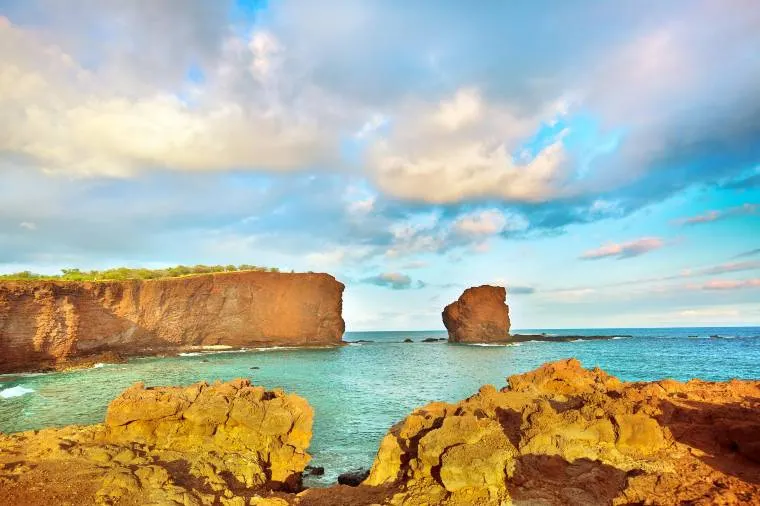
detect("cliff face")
[0,271,345,372]
[442,285,510,343]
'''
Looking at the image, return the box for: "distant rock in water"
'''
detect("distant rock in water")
[0,271,345,373]
[305,465,325,476]
[403,338,414,343]
[337,468,370,486]
[442,285,510,343]
[422,337,446,343]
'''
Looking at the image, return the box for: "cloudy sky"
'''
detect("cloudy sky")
[1,0,759,330]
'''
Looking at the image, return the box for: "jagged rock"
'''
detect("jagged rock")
[442,285,510,343]
[0,379,313,504]
[0,271,345,373]
[364,359,760,505]
[2,361,760,505]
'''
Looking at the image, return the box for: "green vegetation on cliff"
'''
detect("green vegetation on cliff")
[0,264,281,282]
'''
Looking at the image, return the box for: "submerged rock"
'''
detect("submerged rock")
[304,465,325,476]
[442,285,510,343]
[337,468,370,486]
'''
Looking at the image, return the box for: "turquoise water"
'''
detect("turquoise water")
[1,327,759,485]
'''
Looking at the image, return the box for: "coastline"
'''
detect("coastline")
[1,359,758,504]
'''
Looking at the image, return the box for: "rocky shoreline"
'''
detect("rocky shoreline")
[2,359,758,505]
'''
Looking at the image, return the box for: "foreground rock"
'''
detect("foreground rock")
[0,271,345,373]
[0,379,313,505]
[2,361,759,505]
[442,285,510,343]
[363,359,760,505]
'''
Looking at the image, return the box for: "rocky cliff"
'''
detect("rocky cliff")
[362,359,760,505]
[0,271,345,373]
[442,285,510,343]
[0,379,313,505]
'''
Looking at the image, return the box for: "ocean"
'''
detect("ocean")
[1,327,759,486]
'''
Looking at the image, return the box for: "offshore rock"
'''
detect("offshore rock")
[363,359,760,505]
[442,285,510,343]
[0,379,313,505]
[0,271,345,373]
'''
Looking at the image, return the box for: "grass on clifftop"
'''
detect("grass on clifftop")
[0,265,282,282]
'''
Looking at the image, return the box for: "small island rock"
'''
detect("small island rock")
[442,285,510,343]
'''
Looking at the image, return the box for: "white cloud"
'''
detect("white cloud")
[19,222,37,231]
[368,88,572,203]
[0,19,336,178]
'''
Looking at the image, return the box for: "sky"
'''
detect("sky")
[0,0,759,330]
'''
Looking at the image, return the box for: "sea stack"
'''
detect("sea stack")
[442,285,510,343]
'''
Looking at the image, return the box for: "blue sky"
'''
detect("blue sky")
[1,0,759,329]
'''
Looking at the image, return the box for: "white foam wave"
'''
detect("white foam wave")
[179,352,202,357]
[92,363,105,368]
[0,385,35,399]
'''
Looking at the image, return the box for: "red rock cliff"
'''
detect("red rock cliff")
[442,285,510,343]
[0,271,345,372]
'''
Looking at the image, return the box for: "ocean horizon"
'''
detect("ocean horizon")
[2,326,758,486]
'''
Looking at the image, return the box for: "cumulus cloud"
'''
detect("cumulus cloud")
[361,272,424,290]
[580,237,664,260]
[368,88,572,204]
[674,203,758,226]
[0,16,339,178]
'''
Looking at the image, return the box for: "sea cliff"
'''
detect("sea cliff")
[0,271,345,373]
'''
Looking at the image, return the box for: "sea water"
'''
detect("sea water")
[1,327,758,485]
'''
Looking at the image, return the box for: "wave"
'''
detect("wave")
[178,352,203,357]
[0,385,35,399]
[92,363,106,368]
[611,336,630,340]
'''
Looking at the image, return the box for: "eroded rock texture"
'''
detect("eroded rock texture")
[0,379,313,505]
[2,361,759,505]
[363,359,760,505]
[442,285,510,343]
[0,271,345,373]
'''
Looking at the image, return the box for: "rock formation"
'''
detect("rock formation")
[442,285,510,343]
[2,361,759,505]
[363,359,760,505]
[0,271,345,373]
[0,379,313,505]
